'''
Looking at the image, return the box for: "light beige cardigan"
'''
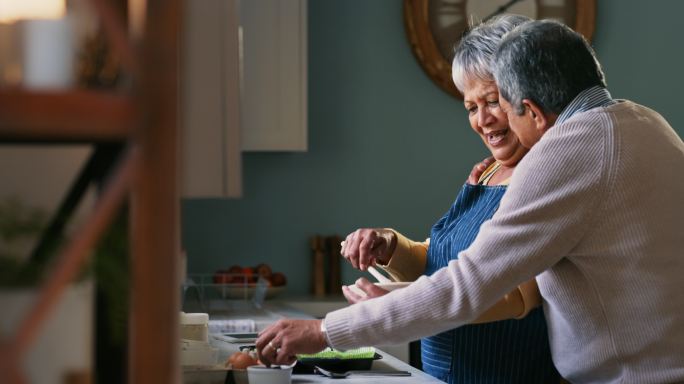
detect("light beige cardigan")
[325,101,684,383]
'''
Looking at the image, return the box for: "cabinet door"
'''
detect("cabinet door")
[181,0,242,197]
[240,0,308,151]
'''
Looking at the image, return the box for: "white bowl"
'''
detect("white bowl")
[247,365,292,384]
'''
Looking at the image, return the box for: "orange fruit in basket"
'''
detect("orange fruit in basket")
[213,270,230,284]
[254,263,273,278]
[269,272,287,287]
[241,267,254,283]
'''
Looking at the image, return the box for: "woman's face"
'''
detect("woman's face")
[462,78,528,167]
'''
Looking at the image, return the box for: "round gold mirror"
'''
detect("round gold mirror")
[403,0,596,99]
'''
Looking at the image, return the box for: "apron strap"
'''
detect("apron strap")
[478,162,502,185]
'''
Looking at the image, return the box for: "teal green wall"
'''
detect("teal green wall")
[182,0,684,295]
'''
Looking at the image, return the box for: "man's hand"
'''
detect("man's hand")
[467,156,496,185]
[255,319,328,366]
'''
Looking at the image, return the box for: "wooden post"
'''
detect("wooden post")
[128,0,181,382]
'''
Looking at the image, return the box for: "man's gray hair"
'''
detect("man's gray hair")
[493,20,607,115]
[452,14,531,92]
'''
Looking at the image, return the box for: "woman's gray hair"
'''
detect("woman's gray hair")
[452,14,531,92]
[493,20,607,115]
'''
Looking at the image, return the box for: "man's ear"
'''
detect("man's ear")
[522,99,553,133]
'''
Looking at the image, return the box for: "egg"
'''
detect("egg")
[227,351,258,370]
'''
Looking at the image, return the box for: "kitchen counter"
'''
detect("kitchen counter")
[190,299,441,383]
[211,339,439,383]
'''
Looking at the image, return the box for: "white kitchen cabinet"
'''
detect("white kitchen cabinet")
[181,0,308,198]
[181,0,242,197]
[240,0,308,151]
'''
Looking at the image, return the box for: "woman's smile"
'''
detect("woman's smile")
[462,78,527,167]
[485,128,510,146]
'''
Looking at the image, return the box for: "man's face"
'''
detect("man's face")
[499,97,544,149]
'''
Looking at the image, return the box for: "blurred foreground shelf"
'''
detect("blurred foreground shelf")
[0,0,182,383]
[0,89,134,143]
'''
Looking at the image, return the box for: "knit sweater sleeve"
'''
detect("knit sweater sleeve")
[324,113,610,349]
[378,230,540,321]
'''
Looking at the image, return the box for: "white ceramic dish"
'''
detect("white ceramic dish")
[247,365,292,384]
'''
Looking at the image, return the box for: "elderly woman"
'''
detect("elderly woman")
[256,15,558,383]
[339,15,558,383]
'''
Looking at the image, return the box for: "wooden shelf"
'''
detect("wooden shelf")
[0,89,134,143]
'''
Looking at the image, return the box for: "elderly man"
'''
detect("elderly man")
[256,20,684,383]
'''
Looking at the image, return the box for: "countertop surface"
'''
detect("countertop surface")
[190,299,442,383]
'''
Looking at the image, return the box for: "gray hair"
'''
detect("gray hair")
[493,20,607,115]
[452,14,531,92]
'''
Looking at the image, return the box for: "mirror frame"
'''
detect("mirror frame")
[403,0,597,99]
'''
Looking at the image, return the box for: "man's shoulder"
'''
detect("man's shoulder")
[559,101,626,126]
[546,106,614,142]
[571,99,661,122]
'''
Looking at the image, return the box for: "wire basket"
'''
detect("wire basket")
[182,273,285,311]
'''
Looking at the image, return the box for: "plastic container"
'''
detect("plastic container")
[181,312,209,342]
[180,338,218,366]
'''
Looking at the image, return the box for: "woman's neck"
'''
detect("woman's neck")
[487,163,516,185]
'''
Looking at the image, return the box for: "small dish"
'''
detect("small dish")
[247,365,292,384]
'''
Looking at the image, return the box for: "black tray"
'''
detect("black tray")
[294,352,382,374]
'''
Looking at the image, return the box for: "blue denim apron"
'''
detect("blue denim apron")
[422,183,559,384]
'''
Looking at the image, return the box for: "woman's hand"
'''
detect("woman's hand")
[342,277,390,304]
[467,156,496,184]
[256,319,327,366]
[341,228,397,271]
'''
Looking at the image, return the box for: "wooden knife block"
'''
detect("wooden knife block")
[309,235,343,297]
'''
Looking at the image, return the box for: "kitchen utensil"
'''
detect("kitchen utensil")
[314,366,411,378]
[367,266,393,283]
